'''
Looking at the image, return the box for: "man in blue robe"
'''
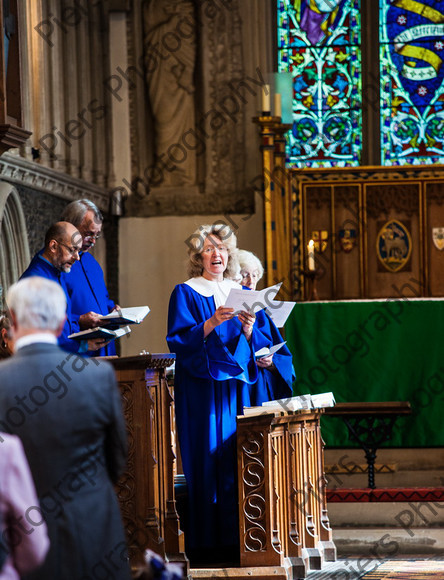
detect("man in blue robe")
[20,222,106,354]
[61,199,118,357]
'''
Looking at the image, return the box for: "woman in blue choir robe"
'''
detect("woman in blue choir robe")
[167,224,272,563]
[238,249,295,406]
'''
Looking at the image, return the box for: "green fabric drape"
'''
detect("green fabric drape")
[285,300,444,447]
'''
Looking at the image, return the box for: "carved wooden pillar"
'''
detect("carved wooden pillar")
[237,410,336,579]
[111,354,188,577]
[253,116,279,287]
[273,124,292,294]
[254,116,293,292]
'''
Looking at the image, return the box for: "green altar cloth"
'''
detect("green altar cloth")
[284,299,444,448]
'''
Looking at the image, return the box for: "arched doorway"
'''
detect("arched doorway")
[0,182,30,307]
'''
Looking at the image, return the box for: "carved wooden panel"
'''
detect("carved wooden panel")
[111,355,188,576]
[293,167,444,299]
[237,411,336,578]
[365,183,421,298]
[334,185,361,298]
[240,430,269,555]
[425,181,444,296]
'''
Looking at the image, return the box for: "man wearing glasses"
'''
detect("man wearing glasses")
[60,199,119,357]
[20,222,106,354]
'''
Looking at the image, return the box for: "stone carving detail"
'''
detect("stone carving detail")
[143,0,198,188]
[202,0,245,196]
[241,430,267,551]
[128,0,254,216]
[0,183,30,296]
[0,153,108,210]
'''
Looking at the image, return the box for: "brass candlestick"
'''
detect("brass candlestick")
[303,269,321,301]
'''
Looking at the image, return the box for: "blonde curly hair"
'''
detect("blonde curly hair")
[186,223,239,279]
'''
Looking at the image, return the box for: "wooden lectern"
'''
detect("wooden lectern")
[110,354,188,576]
[237,409,336,579]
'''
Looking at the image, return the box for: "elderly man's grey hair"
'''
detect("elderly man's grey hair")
[7,277,66,331]
[60,199,103,228]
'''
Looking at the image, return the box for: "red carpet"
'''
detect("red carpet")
[326,487,444,502]
[362,560,444,578]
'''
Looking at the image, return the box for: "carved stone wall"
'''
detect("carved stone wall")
[0,153,117,301]
[0,1,120,300]
[0,183,30,305]
[19,1,114,187]
[16,183,66,257]
[126,0,272,217]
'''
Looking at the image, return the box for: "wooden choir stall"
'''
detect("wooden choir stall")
[110,354,335,579]
[110,354,189,576]
[237,408,336,579]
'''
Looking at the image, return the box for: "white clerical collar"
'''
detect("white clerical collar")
[185,276,241,308]
[15,333,57,352]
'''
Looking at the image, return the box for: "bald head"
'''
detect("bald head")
[42,221,82,273]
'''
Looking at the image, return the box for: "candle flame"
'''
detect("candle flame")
[308,239,314,249]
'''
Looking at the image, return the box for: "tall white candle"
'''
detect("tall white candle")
[308,239,315,271]
[274,93,282,118]
[262,84,271,113]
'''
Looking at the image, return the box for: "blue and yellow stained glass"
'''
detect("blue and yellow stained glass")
[380,0,444,166]
[277,0,362,168]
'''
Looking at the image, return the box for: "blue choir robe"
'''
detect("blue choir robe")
[64,252,116,357]
[252,309,295,406]
[167,277,273,553]
[20,252,82,353]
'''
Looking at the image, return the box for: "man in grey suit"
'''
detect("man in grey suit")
[0,276,131,580]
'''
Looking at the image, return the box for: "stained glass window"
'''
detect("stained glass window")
[277,0,362,168]
[380,0,444,166]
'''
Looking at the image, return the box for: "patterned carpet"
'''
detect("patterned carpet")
[362,559,444,579]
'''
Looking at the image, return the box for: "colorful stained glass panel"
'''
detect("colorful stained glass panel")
[380,0,444,165]
[277,0,362,168]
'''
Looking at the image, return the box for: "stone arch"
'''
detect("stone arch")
[0,183,30,307]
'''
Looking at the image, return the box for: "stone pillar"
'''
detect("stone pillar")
[108,11,131,195]
[76,3,93,182]
[46,0,67,172]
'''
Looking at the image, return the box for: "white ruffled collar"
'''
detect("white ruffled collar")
[185,276,241,308]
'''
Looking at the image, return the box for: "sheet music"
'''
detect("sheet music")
[224,283,282,314]
[265,300,296,327]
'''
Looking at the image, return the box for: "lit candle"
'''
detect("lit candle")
[307,239,315,271]
[274,93,282,118]
[262,84,271,114]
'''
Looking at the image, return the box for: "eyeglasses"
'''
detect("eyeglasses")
[57,241,80,256]
[84,232,102,241]
[201,245,229,255]
[241,270,259,280]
